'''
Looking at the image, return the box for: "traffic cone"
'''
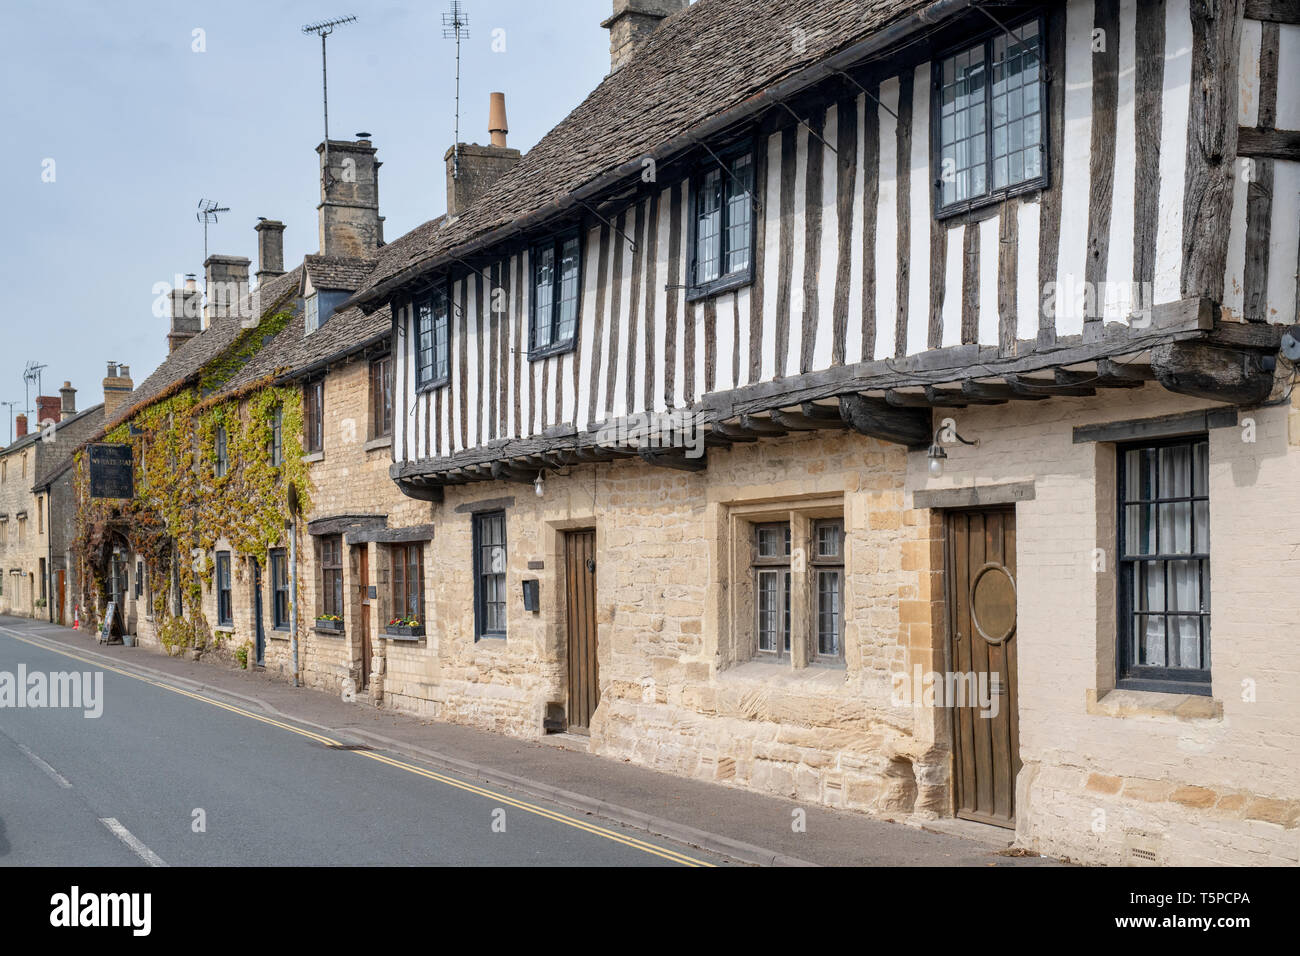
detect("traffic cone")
[73,605,80,630]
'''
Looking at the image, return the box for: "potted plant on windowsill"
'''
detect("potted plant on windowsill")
[384,615,424,638]
[315,614,344,634]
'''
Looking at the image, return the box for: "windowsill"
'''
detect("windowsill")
[214,625,235,634]
[382,631,425,643]
[1086,687,1223,721]
[934,177,1048,222]
[718,657,848,688]
[474,633,507,646]
[304,451,325,463]
[363,436,392,453]
[527,339,577,363]
[416,377,449,395]
[314,625,346,638]
[270,626,290,640]
[686,269,752,303]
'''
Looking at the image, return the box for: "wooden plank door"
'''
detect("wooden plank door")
[565,530,599,732]
[946,508,1020,828]
[356,545,372,689]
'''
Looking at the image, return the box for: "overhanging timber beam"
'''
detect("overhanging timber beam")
[1149,342,1276,405]
[638,447,707,472]
[838,394,931,448]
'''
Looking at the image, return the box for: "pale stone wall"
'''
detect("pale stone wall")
[908,383,1300,866]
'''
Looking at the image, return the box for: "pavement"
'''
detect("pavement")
[0,614,1057,867]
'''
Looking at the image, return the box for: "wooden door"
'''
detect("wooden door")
[564,530,599,732]
[356,545,372,689]
[946,508,1020,828]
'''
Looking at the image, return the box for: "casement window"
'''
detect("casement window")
[812,519,845,662]
[135,560,143,599]
[37,497,44,534]
[270,548,290,630]
[1117,437,1211,694]
[369,355,393,438]
[933,15,1046,216]
[305,290,349,334]
[688,143,756,300]
[305,292,320,334]
[414,284,451,389]
[529,233,581,358]
[215,425,229,477]
[389,542,423,621]
[269,406,284,467]
[215,551,232,626]
[473,511,507,639]
[304,379,324,454]
[753,522,792,657]
[320,535,344,618]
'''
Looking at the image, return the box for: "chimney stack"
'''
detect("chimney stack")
[602,0,688,72]
[318,136,384,257]
[15,414,27,439]
[203,255,251,328]
[445,94,522,219]
[255,219,286,282]
[59,381,77,421]
[36,396,60,431]
[102,362,134,420]
[168,273,202,352]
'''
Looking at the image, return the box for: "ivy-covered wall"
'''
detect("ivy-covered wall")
[73,311,312,657]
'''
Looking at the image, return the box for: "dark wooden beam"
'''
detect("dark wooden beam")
[927,385,994,406]
[638,447,707,472]
[962,380,1048,402]
[710,421,759,442]
[1057,366,1143,389]
[838,394,931,448]
[490,461,537,484]
[1237,126,1300,161]
[739,415,789,436]
[1096,358,1157,382]
[885,389,944,408]
[1244,0,1300,24]
[396,478,444,503]
[769,408,848,431]
[1150,342,1276,404]
[1008,374,1096,398]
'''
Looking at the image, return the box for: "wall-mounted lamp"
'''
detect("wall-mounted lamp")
[927,423,979,478]
[534,470,545,498]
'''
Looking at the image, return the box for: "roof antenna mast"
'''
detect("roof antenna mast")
[302,14,358,192]
[442,1,470,181]
[196,198,230,264]
[22,361,47,421]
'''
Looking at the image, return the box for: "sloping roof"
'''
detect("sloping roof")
[103,266,305,431]
[221,300,392,391]
[355,0,936,302]
[302,255,378,293]
[1,402,104,470]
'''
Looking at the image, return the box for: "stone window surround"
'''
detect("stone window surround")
[722,494,847,672]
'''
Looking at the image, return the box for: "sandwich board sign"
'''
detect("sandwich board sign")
[99,601,117,644]
[88,444,134,499]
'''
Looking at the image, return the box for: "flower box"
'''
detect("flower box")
[384,624,425,639]
[314,618,344,633]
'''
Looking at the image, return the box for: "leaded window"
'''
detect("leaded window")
[529,234,581,357]
[690,147,755,298]
[320,535,344,618]
[753,522,791,657]
[474,511,507,639]
[415,284,450,388]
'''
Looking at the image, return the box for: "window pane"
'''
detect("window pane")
[818,569,842,656]
[757,569,780,652]
[939,43,988,205]
[991,21,1043,190]
[557,236,580,345]
[725,154,753,275]
[533,246,555,349]
[696,168,723,283]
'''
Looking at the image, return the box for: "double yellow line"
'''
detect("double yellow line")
[0,628,711,867]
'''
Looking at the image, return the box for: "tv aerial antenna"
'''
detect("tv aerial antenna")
[22,361,47,421]
[302,15,358,192]
[196,198,229,263]
[1,401,19,445]
[442,1,470,181]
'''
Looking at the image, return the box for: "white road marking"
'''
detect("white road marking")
[17,743,72,788]
[99,818,168,867]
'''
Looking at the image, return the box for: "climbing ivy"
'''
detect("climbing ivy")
[73,309,311,656]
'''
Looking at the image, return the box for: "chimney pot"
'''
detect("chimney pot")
[488,92,509,148]
[59,381,77,420]
[102,363,134,420]
[445,94,522,218]
[16,414,27,439]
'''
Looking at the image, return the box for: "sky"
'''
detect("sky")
[0,0,617,444]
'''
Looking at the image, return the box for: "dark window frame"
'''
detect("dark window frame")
[931,11,1050,220]
[215,551,232,626]
[527,230,583,361]
[215,424,229,478]
[811,518,846,664]
[320,535,344,619]
[413,281,452,392]
[472,510,508,640]
[303,379,324,454]
[752,521,792,659]
[269,405,284,467]
[389,542,424,622]
[369,354,394,439]
[270,548,290,630]
[1116,435,1211,696]
[686,137,759,302]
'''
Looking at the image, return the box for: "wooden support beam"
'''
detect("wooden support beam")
[710,421,759,442]
[490,461,537,484]
[838,393,931,447]
[1008,374,1096,398]
[961,380,1047,402]
[1057,366,1142,389]
[1244,0,1300,23]
[926,385,990,406]
[769,408,848,431]
[885,389,947,408]
[1096,357,1157,382]
[1149,342,1276,404]
[739,414,790,436]
[396,478,444,503]
[638,447,707,472]
[1237,127,1300,161]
